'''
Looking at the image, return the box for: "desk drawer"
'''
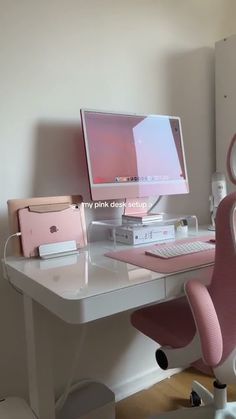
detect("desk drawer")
[80,277,165,323]
[165,266,213,299]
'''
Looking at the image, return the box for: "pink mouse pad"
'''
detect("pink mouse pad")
[105,236,215,274]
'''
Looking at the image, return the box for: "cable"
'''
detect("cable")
[55,324,94,412]
[55,324,92,413]
[3,232,23,294]
[147,196,163,214]
[3,232,21,261]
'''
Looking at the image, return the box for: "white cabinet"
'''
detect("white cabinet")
[215,34,236,193]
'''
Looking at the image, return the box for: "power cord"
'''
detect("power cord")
[3,232,23,294]
[55,324,94,413]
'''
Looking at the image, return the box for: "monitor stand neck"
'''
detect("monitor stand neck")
[123,196,162,217]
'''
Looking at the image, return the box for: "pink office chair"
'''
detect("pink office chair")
[131,191,236,418]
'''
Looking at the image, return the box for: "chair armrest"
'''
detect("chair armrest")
[184,279,223,367]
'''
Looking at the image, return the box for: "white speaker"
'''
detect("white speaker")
[209,172,227,230]
[211,172,227,208]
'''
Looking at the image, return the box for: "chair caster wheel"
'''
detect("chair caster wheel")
[190,390,201,407]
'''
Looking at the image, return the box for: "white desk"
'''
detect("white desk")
[4,234,214,419]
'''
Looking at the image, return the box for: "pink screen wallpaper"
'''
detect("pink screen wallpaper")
[83,112,186,184]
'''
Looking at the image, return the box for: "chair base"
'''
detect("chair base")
[149,379,236,419]
[150,401,236,418]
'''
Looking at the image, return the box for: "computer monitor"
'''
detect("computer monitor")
[80,109,189,202]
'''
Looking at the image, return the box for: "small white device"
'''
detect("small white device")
[209,172,227,231]
[39,240,79,259]
[145,240,215,259]
[112,224,175,245]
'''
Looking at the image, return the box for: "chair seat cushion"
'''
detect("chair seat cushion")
[131,296,213,375]
[131,296,196,347]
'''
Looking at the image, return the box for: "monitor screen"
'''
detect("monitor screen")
[80,109,189,201]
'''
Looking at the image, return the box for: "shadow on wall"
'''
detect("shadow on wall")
[0,213,9,254]
[51,309,140,399]
[31,48,215,225]
[32,121,124,228]
[159,47,215,223]
[32,122,90,201]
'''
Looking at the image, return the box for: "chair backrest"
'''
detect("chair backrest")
[7,195,86,256]
[208,191,236,363]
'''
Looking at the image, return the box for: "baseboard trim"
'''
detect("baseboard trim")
[113,367,182,402]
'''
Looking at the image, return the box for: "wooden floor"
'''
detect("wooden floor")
[116,368,236,419]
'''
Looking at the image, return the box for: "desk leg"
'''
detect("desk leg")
[23,295,55,419]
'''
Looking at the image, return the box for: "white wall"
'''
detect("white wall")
[0,0,236,402]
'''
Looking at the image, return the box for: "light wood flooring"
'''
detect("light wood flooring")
[116,368,236,419]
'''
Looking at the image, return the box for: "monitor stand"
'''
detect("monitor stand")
[123,197,163,222]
